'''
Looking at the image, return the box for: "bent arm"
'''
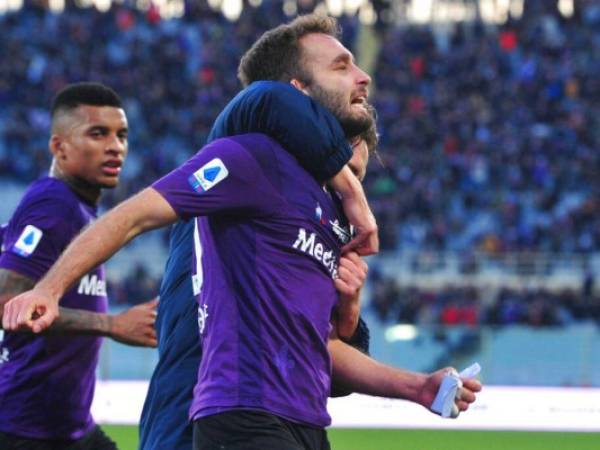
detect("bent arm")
[212,81,378,255]
[210,81,352,181]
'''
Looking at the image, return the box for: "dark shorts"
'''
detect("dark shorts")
[193,410,330,450]
[0,425,117,450]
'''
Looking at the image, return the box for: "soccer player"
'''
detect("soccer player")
[5,16,481,450]
[140,81,376,450]
[0,82,157,449]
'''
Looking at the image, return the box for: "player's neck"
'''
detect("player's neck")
[49,163,101,206]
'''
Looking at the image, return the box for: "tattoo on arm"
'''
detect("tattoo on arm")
[51,308,111,335]
[0,268,111,335]
[0,269,36,318]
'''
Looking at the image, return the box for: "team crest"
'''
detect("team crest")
[188,158,229,193]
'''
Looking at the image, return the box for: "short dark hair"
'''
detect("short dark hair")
[51,82,123,119]
[238,14,340,87]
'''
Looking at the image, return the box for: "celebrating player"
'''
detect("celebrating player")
[3,16,481,450]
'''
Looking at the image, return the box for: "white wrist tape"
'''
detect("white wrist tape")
[431,362,481,418]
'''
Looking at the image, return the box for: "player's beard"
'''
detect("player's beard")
[305,83,373,139]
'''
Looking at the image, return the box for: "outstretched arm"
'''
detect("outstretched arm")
[2,188,176,333]
[328,336,482,415]
[0,268,157,347]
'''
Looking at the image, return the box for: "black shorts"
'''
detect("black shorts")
[193,410,330,450]
[0,425,117,450]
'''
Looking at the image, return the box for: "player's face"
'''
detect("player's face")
[348,138,369,182]
[296,33,373,138]
[52,105,128,189]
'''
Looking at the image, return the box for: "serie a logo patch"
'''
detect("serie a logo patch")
[188,158,229,193]
[12,225,43,257]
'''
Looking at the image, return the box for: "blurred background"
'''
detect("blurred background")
[1,0,599,443]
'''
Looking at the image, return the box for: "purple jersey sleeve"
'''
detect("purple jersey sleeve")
[0,198,76,281]
[152,135,283,220]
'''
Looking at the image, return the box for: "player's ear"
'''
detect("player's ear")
[290,79,309,95]
[49,135,66,160]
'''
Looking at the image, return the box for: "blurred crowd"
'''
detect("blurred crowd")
[1,1,598,319]
[1,1,598,254]
[368,5,600,254]
[370,271,599,327]
[0,1,358,207]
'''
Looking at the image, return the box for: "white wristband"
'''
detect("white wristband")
[431,362,481,418]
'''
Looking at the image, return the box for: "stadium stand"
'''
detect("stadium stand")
[1,0,599,385]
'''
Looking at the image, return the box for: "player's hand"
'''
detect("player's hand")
[340,196,378,256]
[1,288,59,333]
[329,166,379,256]
[334,252,368,339]
[418,367,482,417]
[110,298,158,347]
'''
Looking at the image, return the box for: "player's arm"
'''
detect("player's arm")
[212,81,378,255]
[328,251,369,397]
[333,251,367,339]
[211,81,353,181]
[0,268,157,347]
[331,168,378,256]
[0,268,34,320]
[2,188,177,333]
[328,335,482,415]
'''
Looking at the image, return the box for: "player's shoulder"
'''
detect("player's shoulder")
[13,177,81,222]
[208,133,280,155]
[20,177,75,204]
[200,133,290,172]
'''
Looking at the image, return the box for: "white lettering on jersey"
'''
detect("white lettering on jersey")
[329,219,351,244]
[192,218,204,296]
[292,228,338,279]
[77,274,107,296]
[198,303,209,334]
[12,225,43,257]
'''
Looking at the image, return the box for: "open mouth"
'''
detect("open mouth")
[102,160,122,176]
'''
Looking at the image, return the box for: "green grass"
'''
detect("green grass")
[103,425,600,450]
[103,425,139,450]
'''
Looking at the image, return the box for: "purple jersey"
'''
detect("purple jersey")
[0,177,107,440]
[153,134,350,427]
